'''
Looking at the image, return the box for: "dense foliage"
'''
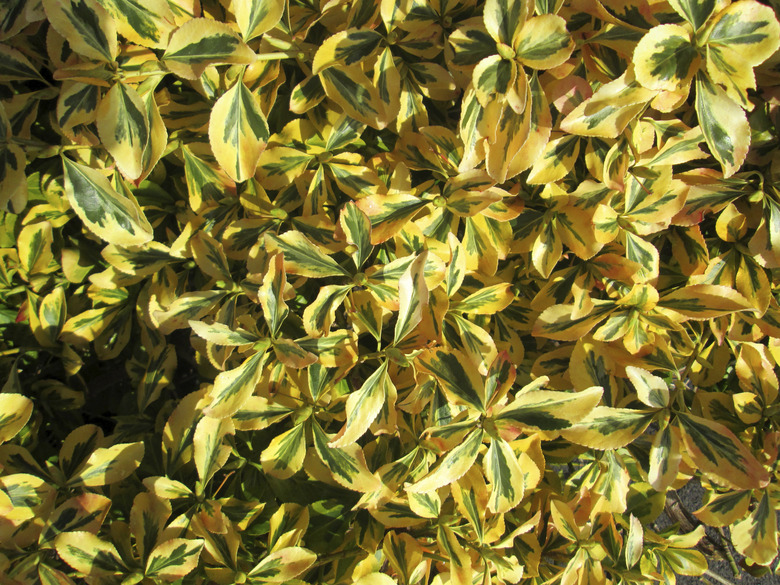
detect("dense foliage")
[1,0,780,584]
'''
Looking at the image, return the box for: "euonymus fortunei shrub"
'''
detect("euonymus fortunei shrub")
[1,0,780,584]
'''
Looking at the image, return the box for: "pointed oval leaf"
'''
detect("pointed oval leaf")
[407,429,483,493]
[319,64,387,129]
[312,420,382,492]
[514,15,574,70]
[55,532,126,577]
[248,547,317,582]
[394,251,428,345]
[265,231,348,278]
[234,0,285,42]
[209,78,269,183]
[494,386,603,437]
[261,423,306,479]
[193,416,234,483]
[42,0,118,62]
[329,360,392,448]
[0,393,33,444]
[633,25,697,92]
[67,441,144,487]
[695,74,749,178]
[96,82,150,182]
[205,350,268,419]
[416,348,485,412]
[62,158,153,247]
[561,407,656,449]
[484,437,524,513]
[677,412,769,490]
[99,0,176,48]
[163,18,256,79]
[145,538,204,580]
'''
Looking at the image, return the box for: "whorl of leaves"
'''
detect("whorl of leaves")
[1,0,780,584]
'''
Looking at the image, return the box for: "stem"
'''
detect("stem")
[717,528,741,577]
[703,569,738,585]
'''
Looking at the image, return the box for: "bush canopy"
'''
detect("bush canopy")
[1,0,780,584]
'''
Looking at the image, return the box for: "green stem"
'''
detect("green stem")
[703,569,738,585]
[717,528,741,577]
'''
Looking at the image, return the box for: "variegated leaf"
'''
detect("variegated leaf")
[330,360,393,448]
[560,73,656,138]
[319,64,387,129]
[66,441,144,487]
[514,15,574,70]
[659,284,754,319]
[99,0,176,49]
[406,429,483,493]
[234,0,285,42]
[209,77,269,183]
[562,407,656,449]
[484,437,524,513]
[261,423,306,478]
[394,252,428,345]
[42,0,118,62]
[302,285,351,338]
[265,231,348,278]
[0,393,33,444]
[205,349,268,419]
[730,490,777,566]
[677,412,769,490]
[704,0,780,109]
[55,532,126,577]
[695,74,749,178]
[193,416,234,483]
[633,25,698,92]
[312,420,382,492]
[163,19,256,80]
[258,252,288,337]
[62,159,153,247]
[493,386,603,438]
[247,547,317,582]
[145,538,204,580]
[96,82,150,182]
[416,348,485,412]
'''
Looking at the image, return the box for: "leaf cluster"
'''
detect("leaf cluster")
[1,0,780,584]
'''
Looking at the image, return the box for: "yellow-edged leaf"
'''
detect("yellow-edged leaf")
[62,159,153,247]
[330,360,393,448]
[561,407,655,449]
[205,349,268,419]
[67,441,144,487]
[145,538,204,580]
[193,416,234,483]
[695,73,749,178]
[261,423,306,479]
[659,284,754,319]
[0,393,33,444]
[677,412,769,490]
[99,0,176,49]
[55,532,126,577]
[247,546,317,582]
[560,72,656,138]
[633,25,697,92]
[265,231,348,278]
[406,429,483,493]
[42,0,118,62]
[209,77,269,183]
[484,437,524,513]
[163,18,256,79]
[234,0,285,42]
